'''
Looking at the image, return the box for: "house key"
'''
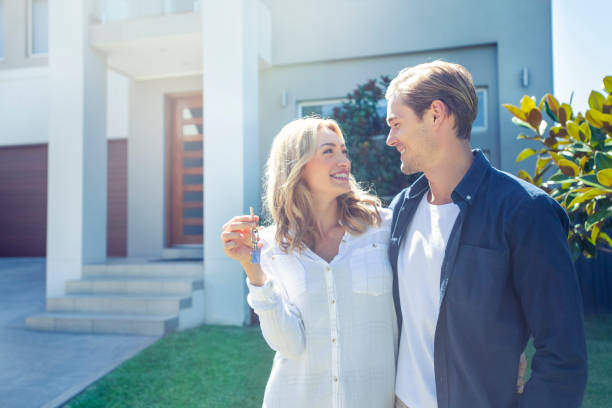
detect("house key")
[249,207,261,264]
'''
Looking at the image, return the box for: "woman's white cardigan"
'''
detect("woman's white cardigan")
[247,208,398,408]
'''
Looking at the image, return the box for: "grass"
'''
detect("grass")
[576,315,612,407]
[67,316,612,407]
[523,314,612,407]
[65,326,274,408]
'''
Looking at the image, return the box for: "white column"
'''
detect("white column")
[46,0,107,297]
[202,0,259,325]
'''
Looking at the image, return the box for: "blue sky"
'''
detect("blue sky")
[553,0,611,113]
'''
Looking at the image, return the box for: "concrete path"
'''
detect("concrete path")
[0,259,159,408]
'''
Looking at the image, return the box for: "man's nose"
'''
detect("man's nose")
[386,132,396,147]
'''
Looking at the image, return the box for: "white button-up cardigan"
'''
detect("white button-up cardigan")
[247,208,398,408]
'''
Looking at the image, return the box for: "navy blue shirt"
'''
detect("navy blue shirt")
[389,150,587,408]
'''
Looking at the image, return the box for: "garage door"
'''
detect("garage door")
[0,144,47,256]
[0,141,128,257]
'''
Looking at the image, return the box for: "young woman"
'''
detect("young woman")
[221,118,397,407]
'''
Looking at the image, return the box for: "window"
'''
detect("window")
[297,98,346,118]
[297,98,388,119]
[0,1,4,59]
[299,90,486,134]
[375,98,387,118]
[29,0,48,56]
[473,87,487,132]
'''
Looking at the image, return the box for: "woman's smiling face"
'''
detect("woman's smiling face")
[301,126,351,199]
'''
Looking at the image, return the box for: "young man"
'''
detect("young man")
[386,61,587,408]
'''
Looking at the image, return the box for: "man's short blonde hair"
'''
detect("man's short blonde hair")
[385,60,478,140]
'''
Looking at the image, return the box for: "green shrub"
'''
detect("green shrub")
[504,75,612,259]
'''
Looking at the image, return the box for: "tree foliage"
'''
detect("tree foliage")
[504,75,612,259]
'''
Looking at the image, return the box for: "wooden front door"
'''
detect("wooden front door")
[166,93,204,246]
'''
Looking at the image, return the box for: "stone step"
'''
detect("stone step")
[65,278,203,296]
[162,246,203,260]
[26,312,178,336]
[47,294,192,315]
[83,262,203,279]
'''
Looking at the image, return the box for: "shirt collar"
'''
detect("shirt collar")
[405,173,429,200]
[451,149,490,205]
[404,149,491,206]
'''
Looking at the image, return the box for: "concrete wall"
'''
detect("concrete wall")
[0,68,127,146]
[0,67,48,146]
[127,75,202,258]
[261,0,553,176]
[0,1,126,145]
[107,70,129,140]
[260,45,500,174]
[202,0,262,326]
[46,0,108,296]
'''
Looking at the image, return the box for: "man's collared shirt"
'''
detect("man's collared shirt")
[389,150,587,408]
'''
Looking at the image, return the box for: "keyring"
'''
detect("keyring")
[250,207,261,264]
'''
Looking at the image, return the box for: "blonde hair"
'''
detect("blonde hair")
[264,117,381,253]
[386,60,478,140]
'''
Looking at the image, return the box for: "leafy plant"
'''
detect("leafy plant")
[503,76,612,259]
[332,77,411,199]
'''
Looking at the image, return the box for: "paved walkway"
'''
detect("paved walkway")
[0,259,159,408]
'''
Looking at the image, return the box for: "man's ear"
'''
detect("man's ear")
[430,100,447,125]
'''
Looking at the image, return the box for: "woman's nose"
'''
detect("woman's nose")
[338,155,350,167]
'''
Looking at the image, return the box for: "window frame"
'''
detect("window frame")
[298,90,487,134]
[0,0,4,61]
[296,98,347,118]
[297,97,392,142]
[27,0,49,58]
[472,87,488,133]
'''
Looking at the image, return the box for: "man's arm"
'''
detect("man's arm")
[510,195,588,407]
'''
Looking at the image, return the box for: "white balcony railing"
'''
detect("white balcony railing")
[93,0,200,24]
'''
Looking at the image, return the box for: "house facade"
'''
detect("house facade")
[0,0,553,329]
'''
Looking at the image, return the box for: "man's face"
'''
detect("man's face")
[385,95,436,175]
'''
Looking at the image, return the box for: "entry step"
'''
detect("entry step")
[26,312,179,336]
[46,294,192,315]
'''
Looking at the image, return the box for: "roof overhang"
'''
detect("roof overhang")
[89,1,271,81]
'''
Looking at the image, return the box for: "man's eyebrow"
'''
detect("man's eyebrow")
[386,115,397,125]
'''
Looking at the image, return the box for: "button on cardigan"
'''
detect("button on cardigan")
[247,208,398,408]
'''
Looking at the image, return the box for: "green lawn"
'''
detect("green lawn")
[67,315,612,407]
[574,315,612,407]
[65,326,274,408]
[522,314,612,408]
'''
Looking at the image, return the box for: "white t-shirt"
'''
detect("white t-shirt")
[395,193,460,408]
